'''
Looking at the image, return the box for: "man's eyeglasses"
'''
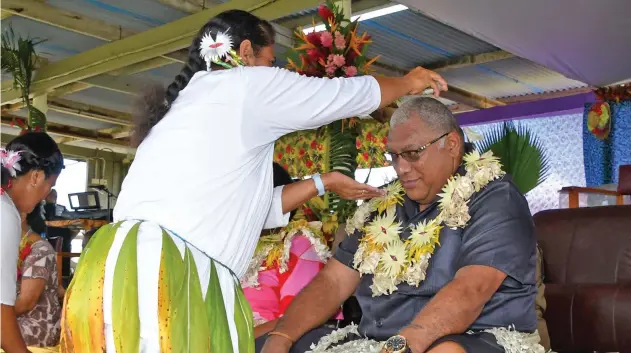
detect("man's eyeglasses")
[385,132,449,163]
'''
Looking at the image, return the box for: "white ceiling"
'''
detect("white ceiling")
[401,0,631,86]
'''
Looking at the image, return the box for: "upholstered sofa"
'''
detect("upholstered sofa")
[534,205,631,353]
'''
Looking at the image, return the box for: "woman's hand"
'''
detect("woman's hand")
[322,172,385,200]
[404,67,448,97]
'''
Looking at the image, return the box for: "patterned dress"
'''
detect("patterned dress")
[17,239,61,347]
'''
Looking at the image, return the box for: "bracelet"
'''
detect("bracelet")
[268,331,295,343]
[312,173,326,196]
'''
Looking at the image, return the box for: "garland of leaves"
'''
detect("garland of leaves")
[1,28,47,132]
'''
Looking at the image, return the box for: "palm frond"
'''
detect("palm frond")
[326,119,360,220]
[475,121,550,194]
[1,26,47,131]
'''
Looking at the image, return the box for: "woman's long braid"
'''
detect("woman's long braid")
[132,44,204,147]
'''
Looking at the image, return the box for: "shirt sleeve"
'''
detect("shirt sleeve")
[334,228,362,269]
[263,185,291,229]
[458,180,537,285]
[242,66,382,143]
[1,202,21,305]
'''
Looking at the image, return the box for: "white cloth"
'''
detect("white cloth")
[1,193,22,305]
[114,66,381,279]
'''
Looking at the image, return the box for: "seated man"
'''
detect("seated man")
[258,97,542,353]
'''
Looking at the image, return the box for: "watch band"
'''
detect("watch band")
[312,173,326,196]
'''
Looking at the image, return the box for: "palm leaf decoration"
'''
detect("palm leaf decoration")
[1,27,47,131]
[325,119,361,220]
[475,121,550,194]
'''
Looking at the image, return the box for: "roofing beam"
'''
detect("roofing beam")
[1,115,133,150]
[48,98,134,127]
[1,0,322,104]
[498,86,593,104]
[424,50,514,72]
[2,0,185,64]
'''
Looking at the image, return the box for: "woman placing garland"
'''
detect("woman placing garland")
[60,9,448,353]
[1,133,64,353]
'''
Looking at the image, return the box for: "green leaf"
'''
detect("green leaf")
[112,222,141,353]
[62,221,123,353]
[475,121,550,194]
[206,261,233,353]
[233,279,255,353]
[158,232,210,352]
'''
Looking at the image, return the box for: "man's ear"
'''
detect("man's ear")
[446,131,461,157]
[239,40,255,66]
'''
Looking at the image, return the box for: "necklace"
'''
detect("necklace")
[346,150,505,296]
[242,220,332,288]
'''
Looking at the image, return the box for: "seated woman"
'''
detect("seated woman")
[243,164,342,338]
[15,205,62,347]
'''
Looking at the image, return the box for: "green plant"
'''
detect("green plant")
[1,27,47,131]
[475,121,550,194]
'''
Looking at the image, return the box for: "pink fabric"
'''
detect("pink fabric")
[244,235,342,323]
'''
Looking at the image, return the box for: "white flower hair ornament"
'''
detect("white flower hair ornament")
[199,29,244,71]
[0,148,23,177]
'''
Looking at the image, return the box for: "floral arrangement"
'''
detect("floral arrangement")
[274,130,327,178]
[595,83,631,103]
[587,102,611,140]
[356,122,390,168]
[347,150,505,297]
[287,1,378,78]
[241,220,331,288]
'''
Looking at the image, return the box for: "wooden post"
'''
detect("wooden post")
[335,0,352,21]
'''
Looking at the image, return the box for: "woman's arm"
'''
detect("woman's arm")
[243,66,447,142]
[263,172,384,229]
[1,304,30,353]
[14,278,46,315]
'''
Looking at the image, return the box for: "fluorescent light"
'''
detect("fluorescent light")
[302,4,408,34]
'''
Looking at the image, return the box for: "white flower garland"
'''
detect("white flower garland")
[308,325,545,353]
[348,150,505,297]
[241,220,332,289]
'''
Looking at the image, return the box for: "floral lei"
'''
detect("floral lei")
[242,220,332,288]
[345,150,505,297]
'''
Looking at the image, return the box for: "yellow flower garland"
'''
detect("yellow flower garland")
[347,150,505,296]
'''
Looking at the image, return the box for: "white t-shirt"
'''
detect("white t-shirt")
[1,193,22,305]
[114,66,381,277]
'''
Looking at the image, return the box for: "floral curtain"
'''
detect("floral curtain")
[583,100,631,186]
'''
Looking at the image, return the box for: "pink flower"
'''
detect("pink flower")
[344,65,358,77]
[320,31,333,48]
[332,54,345,67]
[334,31,346,50]
[325,63,337,76]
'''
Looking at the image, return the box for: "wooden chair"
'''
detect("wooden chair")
[561,165,631,208]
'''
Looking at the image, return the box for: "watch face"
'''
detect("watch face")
[385,335,407,352]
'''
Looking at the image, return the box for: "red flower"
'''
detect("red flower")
[362,152,370,161]
[318,5,335,23]
[310,140,318,149]
[306,32,321,46]
[285,145,292,153]
[304,207,314,216]
[283,164,290,170]
[306,159,314,168]
[356,139,362,149]
[276,152,283,160]
[366,132,374,141]
[346,50,358,65]
[307,48,325,63]
[382,136,388,145]
[299,148,306,156]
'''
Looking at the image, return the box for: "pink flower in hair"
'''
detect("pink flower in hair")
[0,148,23,177]
[320,31,333,48]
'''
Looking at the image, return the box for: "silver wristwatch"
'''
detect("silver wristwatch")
[383,335,409,353]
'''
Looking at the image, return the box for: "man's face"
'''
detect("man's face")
[387,118,460,205]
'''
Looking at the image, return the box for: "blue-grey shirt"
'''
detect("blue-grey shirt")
[334,175,537,341]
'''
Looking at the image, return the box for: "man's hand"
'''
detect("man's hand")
[323,172,385,200]
[260,334,293,353]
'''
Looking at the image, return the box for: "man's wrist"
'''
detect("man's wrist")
[320,172,337,192]
[399,325,430,353]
